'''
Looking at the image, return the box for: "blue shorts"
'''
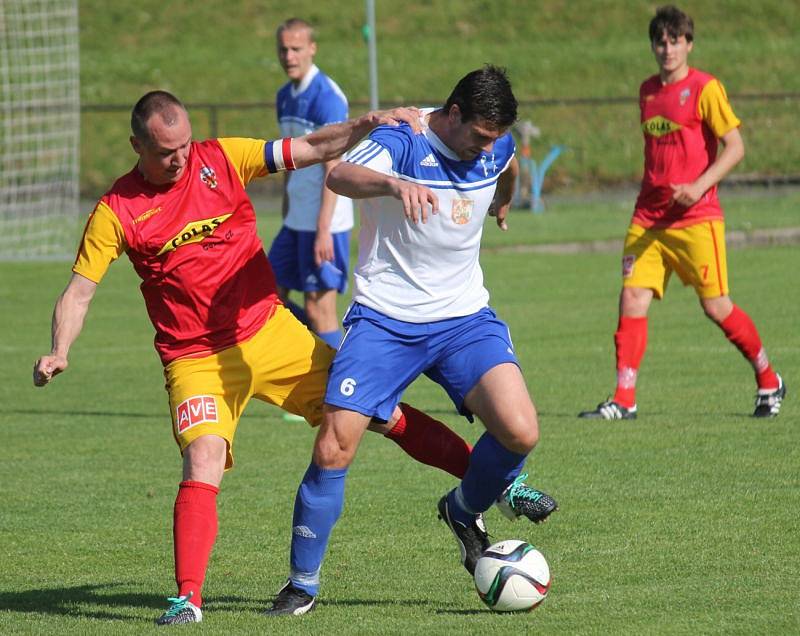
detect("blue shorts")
[267,226,350,293]
[324,303,520,422]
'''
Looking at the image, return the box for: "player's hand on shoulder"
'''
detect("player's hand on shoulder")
[33,354,67,387]
[364,107,423,133]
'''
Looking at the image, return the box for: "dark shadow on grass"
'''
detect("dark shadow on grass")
[0,585,485,620]
[0,583,163,622]
[0,584,267,622]
[316,597,489,615]
[321,600,486,615]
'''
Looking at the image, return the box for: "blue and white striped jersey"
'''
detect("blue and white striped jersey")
[346,109,515,321]
[276,64,353,232]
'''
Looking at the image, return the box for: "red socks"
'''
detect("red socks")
[719,305,779,389]
[385,403,472,479]
[612,316,648,408]
[173,480,219,607]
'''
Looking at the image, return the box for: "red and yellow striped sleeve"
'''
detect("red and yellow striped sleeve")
[72,201,127,283]
[698,79,741,139]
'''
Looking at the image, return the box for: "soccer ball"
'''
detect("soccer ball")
[474,540,550,612]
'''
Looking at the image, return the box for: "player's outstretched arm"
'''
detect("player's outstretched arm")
[328,162,439,224]
[291,107,422,169]
[33,273,98,387]
[488,155,520,231]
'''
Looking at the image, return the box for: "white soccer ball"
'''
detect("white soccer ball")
[474,540,550,612]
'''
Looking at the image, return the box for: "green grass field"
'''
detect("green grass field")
[2,196,798,633]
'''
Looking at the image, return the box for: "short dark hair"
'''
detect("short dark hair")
[649,5,694,43]
[131,90,186,142]
[443,65,517,128]
[276,17,315,42]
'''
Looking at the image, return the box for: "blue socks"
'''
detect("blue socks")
[283,299,341,349]
[318,329,343,349]
[289,463,348,596]
[448,432,527,526]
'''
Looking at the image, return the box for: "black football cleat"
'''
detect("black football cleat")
[437,491,490,575]
[753,374,786,418]
[579,399,637,420]
[264,579,316,617]
[496,473,558,523]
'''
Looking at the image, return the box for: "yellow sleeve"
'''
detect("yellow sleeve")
[72,201,127,283]
[217,137,268,187]
[698,79,741,138]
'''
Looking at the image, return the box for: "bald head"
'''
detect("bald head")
[129,90,192,186]
[131,90,188,144]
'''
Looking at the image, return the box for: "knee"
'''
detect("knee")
[183,435,227,484]
[620,286,652,317]
[515,423,539,455]
[313,433,356,469]
[500,412,539,455]
[304,302,320,325]
[701,296,734,324]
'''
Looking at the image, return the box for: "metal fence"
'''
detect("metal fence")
[80,92,800,197]
[84,93,800,138]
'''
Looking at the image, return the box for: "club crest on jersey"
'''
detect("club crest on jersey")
[480,153,497,177]
[200,165,218,189]
[641,115,681,137]
[176,395,218,433]
[622,254,636,278]
[679,88,691,106]
[157,213,233,255]
[451,198,473,225]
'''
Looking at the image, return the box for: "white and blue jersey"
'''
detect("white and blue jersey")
[276,64,354,232]
[345,109,516,321]
[324,112,520,420]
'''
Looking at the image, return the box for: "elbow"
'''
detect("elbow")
[727,135,745,165]
[326,165,346,195]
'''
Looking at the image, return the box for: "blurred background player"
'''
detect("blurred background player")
[579,5,785,421]
[267,66,557,617]
[267,18,353,350]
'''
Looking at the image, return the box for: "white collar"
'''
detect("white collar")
[421,108,461,161]
[290,64,320,98]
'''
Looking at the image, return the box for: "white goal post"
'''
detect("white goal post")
[0,0,80,260]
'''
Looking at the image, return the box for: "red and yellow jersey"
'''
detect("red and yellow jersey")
[634,68,740,228]
[73,137,295,365]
